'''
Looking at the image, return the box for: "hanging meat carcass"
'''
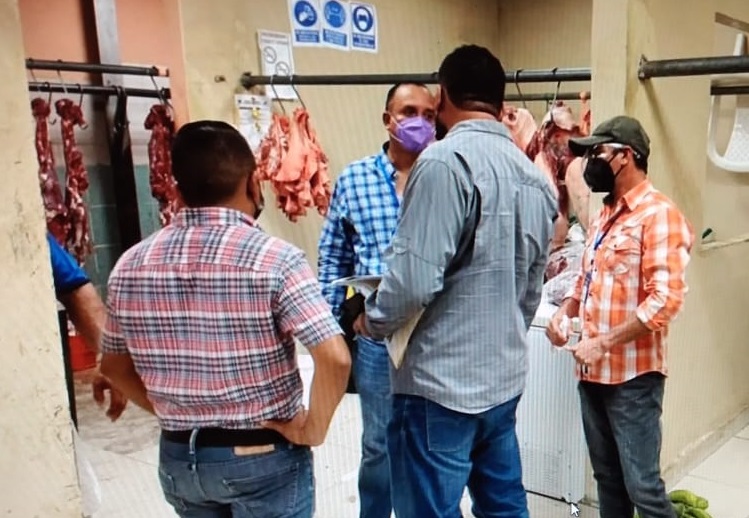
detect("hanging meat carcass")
[579,91,591,136]
[32,97,69,245]
[501,104,538,153]
[144,104,179,226]
[56,98,92,264]
[526,101,589,251]
[255,107,332,222]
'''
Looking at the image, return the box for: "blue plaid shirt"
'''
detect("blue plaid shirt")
[318,144,399,320]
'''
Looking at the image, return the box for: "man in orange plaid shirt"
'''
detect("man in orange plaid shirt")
[546,116,694,518]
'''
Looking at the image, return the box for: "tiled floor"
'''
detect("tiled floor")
[73,364,749,518]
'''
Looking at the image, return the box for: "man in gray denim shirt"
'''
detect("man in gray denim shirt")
[360,45,557,518]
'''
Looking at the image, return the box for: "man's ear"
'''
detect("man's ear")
[382,111,391,127]
[246,172,259,199]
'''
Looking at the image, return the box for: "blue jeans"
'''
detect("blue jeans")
[158,434,314,517]
[388,394,529,518]
[579,372,675,518]
[353,337,393,518]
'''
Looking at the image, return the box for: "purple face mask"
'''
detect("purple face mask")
[391,115,435,153]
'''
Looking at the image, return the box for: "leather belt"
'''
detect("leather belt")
[161,427,287,448]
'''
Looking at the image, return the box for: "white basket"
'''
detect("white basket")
[707,33,749,173]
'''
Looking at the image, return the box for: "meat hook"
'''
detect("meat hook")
[149,74,175,115]
[75,84,89,130]
[43,81,58,125]
[269,76,287,116]
[513,70,527,110]
[56,70,68,95]
[290,82,307,111]
[546,68,561,126]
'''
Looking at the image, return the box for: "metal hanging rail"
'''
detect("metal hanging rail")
[28,81,170,99]
[240,67,591,89]
[26,58,168,77]
[639,55,749,79]
[711,84,749,96]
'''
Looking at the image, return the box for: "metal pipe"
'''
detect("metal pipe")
[639,55,749,79]
[26,58,167,77]
[240,67,591,88]
[505,92,583,102]
[711,84,749,96]
[28,81,170,99]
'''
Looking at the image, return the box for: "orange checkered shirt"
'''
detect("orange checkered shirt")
[568,180,694,384]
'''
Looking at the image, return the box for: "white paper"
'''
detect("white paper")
[321,0,350,50]
[331,275,381,297]
[234,94,272,153]
[388,309,425,369]
[257,30,298,100]
[331,274,422,368]
[350,2,378,53]
[288,0,322,46]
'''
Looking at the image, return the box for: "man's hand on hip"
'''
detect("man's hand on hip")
[262,407,324,446]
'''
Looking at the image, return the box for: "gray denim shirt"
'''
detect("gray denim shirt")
[365,119,557,414]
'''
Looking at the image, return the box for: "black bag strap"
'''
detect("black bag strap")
[445,151,481,277]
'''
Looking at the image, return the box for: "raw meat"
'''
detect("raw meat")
[56,98,92,264]
[526,101,587,250]
[566,157,591,230]
[32,97,68,245]
[144,104,179,226]
[579,91,591,136]
[501,104,538,152]
[255,108,332,221]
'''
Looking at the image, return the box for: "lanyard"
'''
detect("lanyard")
[582,208,625,308]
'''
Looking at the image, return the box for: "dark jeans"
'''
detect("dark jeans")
[354,337,393,518]
[158,434,314,517]
[387,394,528,518]
[579,372,675,518]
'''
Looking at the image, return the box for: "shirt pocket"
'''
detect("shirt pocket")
[601,228,641,275]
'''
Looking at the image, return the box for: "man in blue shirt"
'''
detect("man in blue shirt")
[317,83,436,518]
[48,233,126,421]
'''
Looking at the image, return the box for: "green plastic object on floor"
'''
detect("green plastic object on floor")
[633,489,712,518]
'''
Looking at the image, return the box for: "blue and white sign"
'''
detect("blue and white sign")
[289,0,321,47]
[321,0,349,50]
[350,2,377,53]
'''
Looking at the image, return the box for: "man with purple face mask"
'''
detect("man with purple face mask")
[317,82,436,518]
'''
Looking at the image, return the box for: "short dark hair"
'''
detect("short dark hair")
[437,45,506,115]
[633,152,648,173]
[384,82,429,111]
[171,120,256,207]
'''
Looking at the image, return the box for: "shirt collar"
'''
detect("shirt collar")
[619,179,654,212]
[377,141,397,180]
[173,207,258,228]
[448,118,513,142]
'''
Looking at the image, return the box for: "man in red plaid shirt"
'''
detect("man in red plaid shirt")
[101,120,351,518]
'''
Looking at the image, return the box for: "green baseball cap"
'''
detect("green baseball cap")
[568,115,650,159]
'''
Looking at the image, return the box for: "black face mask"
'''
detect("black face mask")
[583,153,624,193]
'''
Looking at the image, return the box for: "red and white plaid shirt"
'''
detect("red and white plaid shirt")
[569,180,693,384]
[102,207,341,430]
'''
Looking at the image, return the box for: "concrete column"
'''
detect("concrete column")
[0,0,81,514]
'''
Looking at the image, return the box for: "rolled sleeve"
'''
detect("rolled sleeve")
[635,206,693,330]
[365,158,469,339]
[275,253,342,348]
